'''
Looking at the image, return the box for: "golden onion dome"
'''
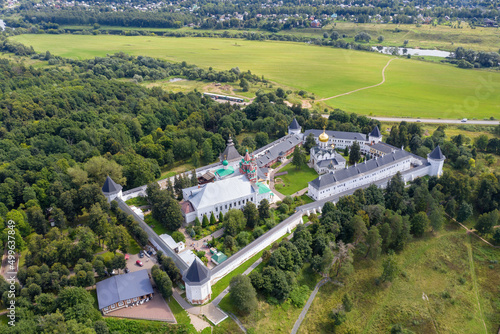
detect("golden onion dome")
[318,129,329,143]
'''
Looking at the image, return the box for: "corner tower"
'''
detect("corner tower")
[183,260,211,305]
[288,118,301,136]
[368,125,382,144]
[427,145,445,177]
[101,176,123,203]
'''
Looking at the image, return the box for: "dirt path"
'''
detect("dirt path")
[291,277,331,334]
[466,235,488,334]
[316,57,397,102]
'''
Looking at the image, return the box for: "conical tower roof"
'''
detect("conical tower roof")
[183,259,210,286]
[289,118,301,130]
[369,125,382,138]
[102,176,122,194]
[220,136,242,162]
[428,145,445,160]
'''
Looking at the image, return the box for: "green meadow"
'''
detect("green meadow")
[299,227,500,334]
[11,34,500,119]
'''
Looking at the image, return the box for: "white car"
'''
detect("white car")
[461,118,467,122]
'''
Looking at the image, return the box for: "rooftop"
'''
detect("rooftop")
[102,175,123,194]
[215,166,235,178]
[303,129,367,142]
[309,149,412,190]
[257,182,272,194]
[183,258,210,286]
[185,175,257,210]
[220,136,242,162]
[255,134,302,167]
[96,269,153,310]
[289,118,301,130]
[369,142,394,154]
[428,145,445,160]
[369,125,382,138]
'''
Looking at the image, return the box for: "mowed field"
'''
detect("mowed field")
[11,34,500,118]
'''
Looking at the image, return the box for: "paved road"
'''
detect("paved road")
[321,114,500,125]
[290,277,331,334]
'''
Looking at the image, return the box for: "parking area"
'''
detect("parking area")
[105,289,176,322]
[126,252,156,273]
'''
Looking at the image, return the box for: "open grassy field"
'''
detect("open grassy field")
[10,34,500,118]
[274,162,318,196]
[298,226,500,334]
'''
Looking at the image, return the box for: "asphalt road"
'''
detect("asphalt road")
[321,114,499,125]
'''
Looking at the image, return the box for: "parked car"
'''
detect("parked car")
[144,252,151,258]
[147,250,153,256]
[136,260,143,267]
[139,250,144,258]
[124,267,130,273]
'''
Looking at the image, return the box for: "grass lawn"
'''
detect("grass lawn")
[125,196,149,207]
[299,194,314,204]
[167,297,192,328]
[274,163,318,196]
[158,171,176,180]
[127,234,142,254]
[11,34,500,119]
[144,214,172,236]
[299,225,500,334]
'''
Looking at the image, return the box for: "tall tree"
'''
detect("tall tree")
[348,141,361,165]
[381,251,399,282]
[410,211,429,237]
[243,202,259,229]
[365,226,382,259]
[258,199,271,220]
[475,210,498,235]
[229,275,258,315]
[292,146,306,169]
[303,133,316,154]
[457,201,473,222]
[429,202,445,232]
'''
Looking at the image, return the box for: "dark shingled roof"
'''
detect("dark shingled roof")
[369,142,394,154]
[369,126,382,138]
[220,137,242,162]
[303,129,367,141]
[102,176,122,194]
[183,259,210,286]
[255,135,302,167]
[309,149,411,190]
[96,269,153,310]
[289,118,301,130]
[428,145,445,160]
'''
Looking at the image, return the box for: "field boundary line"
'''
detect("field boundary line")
[317,57,397,101]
